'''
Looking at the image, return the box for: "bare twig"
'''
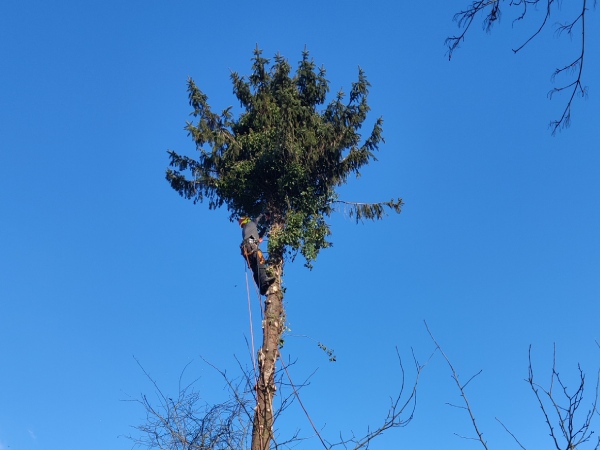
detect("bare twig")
[349,348,432,450]
[496,417,528,450]
[446,0,594,133]
[324,347,433,450]
[511,0,556,53]
[446,0,501,60]
[527,344,600,450]
[279,356,328,449]
[425,321,489,449]
[548,0,589,135]
[127,357,253,450]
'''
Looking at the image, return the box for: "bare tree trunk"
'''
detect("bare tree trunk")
[251,260,284,450]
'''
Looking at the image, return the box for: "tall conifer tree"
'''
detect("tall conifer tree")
[166,48,402,449]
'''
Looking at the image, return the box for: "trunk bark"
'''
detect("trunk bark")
[251,260,284,450]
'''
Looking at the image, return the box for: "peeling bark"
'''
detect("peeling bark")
[251,262,284,450]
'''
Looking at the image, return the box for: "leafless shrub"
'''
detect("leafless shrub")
[126,348,429,450]
[126,358,254,450]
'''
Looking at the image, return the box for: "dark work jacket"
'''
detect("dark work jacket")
[241,214,265,242]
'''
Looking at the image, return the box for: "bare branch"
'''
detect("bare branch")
[447,0,593,133]
[512,0,556,53]
[279,357,328,449]
[127,357,306,450]
[350,348,431,450]
[527,344,600,450]
[446,0,501,60]
[496,417,528,450]
[548,0,589,135]
[425,321,489,450]
[323,348,433,450]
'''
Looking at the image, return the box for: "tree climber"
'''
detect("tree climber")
[239,214,274,295]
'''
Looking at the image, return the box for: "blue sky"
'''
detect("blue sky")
[1,1,599,449]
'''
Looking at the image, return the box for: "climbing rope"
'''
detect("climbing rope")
[243,246,267,386]
[245,269,257,377]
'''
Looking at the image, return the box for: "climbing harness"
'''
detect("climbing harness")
[241,238,273,296]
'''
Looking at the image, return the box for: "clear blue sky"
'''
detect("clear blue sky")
[1,1,599,449]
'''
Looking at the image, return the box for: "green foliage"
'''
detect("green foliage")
[166,47,402,265]
[317,342,337,362]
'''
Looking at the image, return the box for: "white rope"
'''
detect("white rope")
[245,269,258,377]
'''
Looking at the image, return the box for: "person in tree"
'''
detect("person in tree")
[239,214,274,295]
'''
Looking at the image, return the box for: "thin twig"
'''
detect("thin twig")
[425,321,489,450]
[496,417,527,450]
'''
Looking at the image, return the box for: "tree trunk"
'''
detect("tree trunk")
[251,260,284,450]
